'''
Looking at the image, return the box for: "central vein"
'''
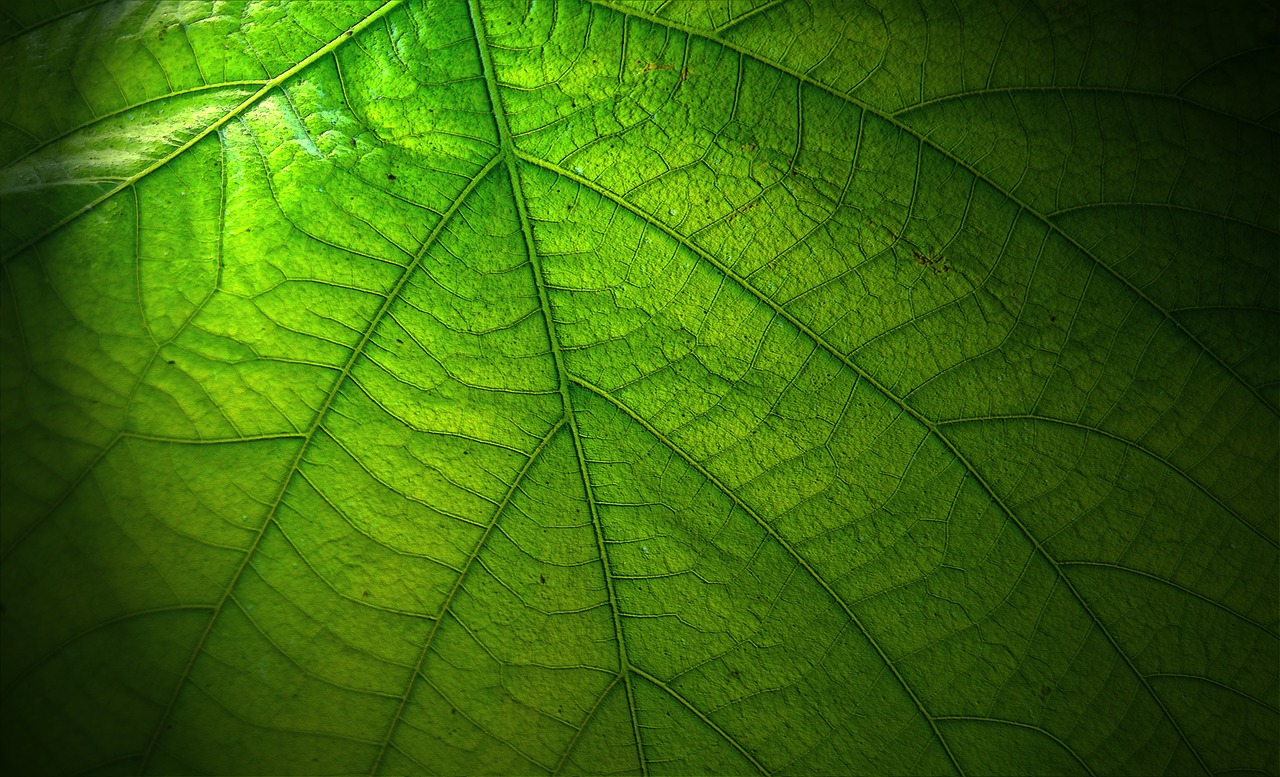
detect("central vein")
[465,1,650,773]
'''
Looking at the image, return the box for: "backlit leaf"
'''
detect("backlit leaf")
[2,1,1276,775]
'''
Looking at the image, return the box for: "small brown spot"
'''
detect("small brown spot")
[362,590,371,598]
[344,28,353,36]
[1050,315,1057,322]
[450,707,456,714]
[387,173,396,180]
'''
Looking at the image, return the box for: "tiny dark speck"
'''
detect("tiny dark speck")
[396,338,403,344]
[539,574,546,584]
[350,138,357,147]
[387,173,396,180]
[167,360,176,365]
[1050,315,1057,322]
[1039,685,1052,700]
[450,707,457,714]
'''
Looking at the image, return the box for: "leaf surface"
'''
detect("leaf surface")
[1,1,1277,775]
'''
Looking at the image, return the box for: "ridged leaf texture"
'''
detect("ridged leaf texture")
[1,0,1277,775]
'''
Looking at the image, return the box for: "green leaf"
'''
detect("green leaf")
[2,0,1276,774]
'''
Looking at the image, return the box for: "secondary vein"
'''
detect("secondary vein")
[0,0,405,266]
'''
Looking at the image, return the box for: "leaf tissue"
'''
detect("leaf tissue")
[1,0,1276,774]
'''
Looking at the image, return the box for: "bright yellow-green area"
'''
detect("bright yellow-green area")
[1,1,1277,775]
